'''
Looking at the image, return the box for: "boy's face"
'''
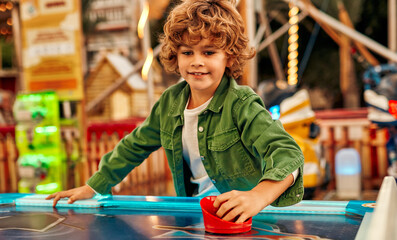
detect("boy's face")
[177,37,231,97]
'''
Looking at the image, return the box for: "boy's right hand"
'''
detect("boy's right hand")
[45,185,96,207]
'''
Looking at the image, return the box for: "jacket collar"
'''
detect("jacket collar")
[169,75,232,117]
[169,81,190,117]
[207,74,230,113]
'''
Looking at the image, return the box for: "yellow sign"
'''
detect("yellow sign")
[20,0,83,100]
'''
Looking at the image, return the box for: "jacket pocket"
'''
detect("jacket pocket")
[207,128,255,179]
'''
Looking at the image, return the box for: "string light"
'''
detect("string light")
[137,1,149,39]
[137,1,153,81]
[6,2,13,10]
[142,48,153,81]
[288,1,299,86]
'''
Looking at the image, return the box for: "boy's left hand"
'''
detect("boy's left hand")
[213,189,265,223]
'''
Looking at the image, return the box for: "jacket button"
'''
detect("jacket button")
[200,156,205,161]
[211,179,216,183]
[203,110,208,114]
[198,126,204,132]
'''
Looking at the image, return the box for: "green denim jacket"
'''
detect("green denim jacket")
[87,75,304,207]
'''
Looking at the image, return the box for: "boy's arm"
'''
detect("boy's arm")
[86,100,163,194]
[235,93,304,206]
[47,100,163,206]
[213,173,294,223]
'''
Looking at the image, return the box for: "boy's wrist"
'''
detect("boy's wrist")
[86,184,98,194]
[290,169,299,186]
[86,172,112,195]
[254,174,295,207]
[251,181,279,208]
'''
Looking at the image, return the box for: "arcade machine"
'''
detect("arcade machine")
[258,80,327,198]
[363,64,397,180]
[13,91,64,194]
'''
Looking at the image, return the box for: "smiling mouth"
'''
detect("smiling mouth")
[189,72,208,76]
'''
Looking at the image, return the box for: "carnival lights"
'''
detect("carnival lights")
[138,1,153,81]
[288,1,299,86]
[142,48,153,80]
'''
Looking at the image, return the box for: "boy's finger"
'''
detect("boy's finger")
[67,196,76,204]
[214,190,241,208]
[52,195,61,207]
[215,201,228,217]
[235,213,249,224]
[213,192,231,208]
[45,194,54,200]
[222,207,241,222]
[216,199,238,219]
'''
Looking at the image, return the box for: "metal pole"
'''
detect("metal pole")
[297,0,397,62]
[389,0,397,59]
[139,0,154,111]
[11,2,24,91]
[246,0,257,89]
[259,0,285,81]
[144,16,154,111]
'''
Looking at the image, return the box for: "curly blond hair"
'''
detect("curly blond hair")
[159,0,256,80]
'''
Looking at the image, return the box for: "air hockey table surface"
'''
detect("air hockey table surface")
[0,193,375,240]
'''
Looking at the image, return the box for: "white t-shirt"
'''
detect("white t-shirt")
[182,97,220,197]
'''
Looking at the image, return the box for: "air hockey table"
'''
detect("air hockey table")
[0,193,377,240]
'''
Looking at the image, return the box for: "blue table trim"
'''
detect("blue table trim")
[0,193,375,217]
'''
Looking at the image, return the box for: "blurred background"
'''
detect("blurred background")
[0,0,396,202]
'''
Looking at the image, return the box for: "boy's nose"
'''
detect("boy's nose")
[190,56,204,67]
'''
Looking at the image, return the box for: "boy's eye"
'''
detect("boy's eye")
[182,51,192,55]
[204,51,215,55]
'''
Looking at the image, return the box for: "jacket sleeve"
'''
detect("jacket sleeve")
[234,94,304,207]
[86,101,162,194]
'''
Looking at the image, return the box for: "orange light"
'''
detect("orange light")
[288,59,298,68]
[142,48,153,80]
[6,2,13,10]
[288,51,298,60]
[137,1,149,39]
[287,1,299,86]
[288,43,298,52]
[289,6,299,17]
[288,25,299,35]
[389,100,397,118]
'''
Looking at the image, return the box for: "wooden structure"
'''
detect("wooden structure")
[316,108,389,190]
[0,119,173,195]
[86,118,172,195]
[85,53,165,121]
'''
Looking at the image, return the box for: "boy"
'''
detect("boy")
[47,0,304,224]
